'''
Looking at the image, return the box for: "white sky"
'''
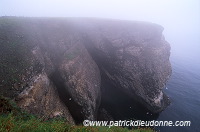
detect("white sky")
[0,0,200,58]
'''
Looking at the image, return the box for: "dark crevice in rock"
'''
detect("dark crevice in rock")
[0,17,171,123]
[82,35,159,121]
[49,69,84,124]
[99,73,159,121]
[82,36,115,75]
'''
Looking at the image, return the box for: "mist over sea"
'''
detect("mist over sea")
[157,43,200,132]
[0,1,199,131]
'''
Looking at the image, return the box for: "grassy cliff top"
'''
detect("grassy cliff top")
[0,96,154,132]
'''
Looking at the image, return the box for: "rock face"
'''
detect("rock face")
[0,17,171,123]
[80,20,171,113]
[16,73,74,123]
[54,42,101,122]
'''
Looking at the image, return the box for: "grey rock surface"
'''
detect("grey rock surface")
[0,17,171,123]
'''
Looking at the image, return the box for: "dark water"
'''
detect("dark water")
[98,45,200,132]
[157,50,200,132]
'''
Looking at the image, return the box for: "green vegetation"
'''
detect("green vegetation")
[0,17,154,132]
[0,114,154,132]
[0,96,154,132]
[0,114,70,132]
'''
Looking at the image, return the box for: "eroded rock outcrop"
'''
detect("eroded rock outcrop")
[0,17,101,123]
[80,20,171,113]
[16,73,74,124]
[0,17,171,123]
[54,42,101,122]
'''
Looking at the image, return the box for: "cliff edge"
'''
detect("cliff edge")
[0,17,171,123]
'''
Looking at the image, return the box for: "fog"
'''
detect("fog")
[1,0,200,62]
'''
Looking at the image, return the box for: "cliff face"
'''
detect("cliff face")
[80,20,171,113]
[0,17,171,123]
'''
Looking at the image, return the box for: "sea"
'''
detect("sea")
[100,42,200,132]
[156,44,200,132]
